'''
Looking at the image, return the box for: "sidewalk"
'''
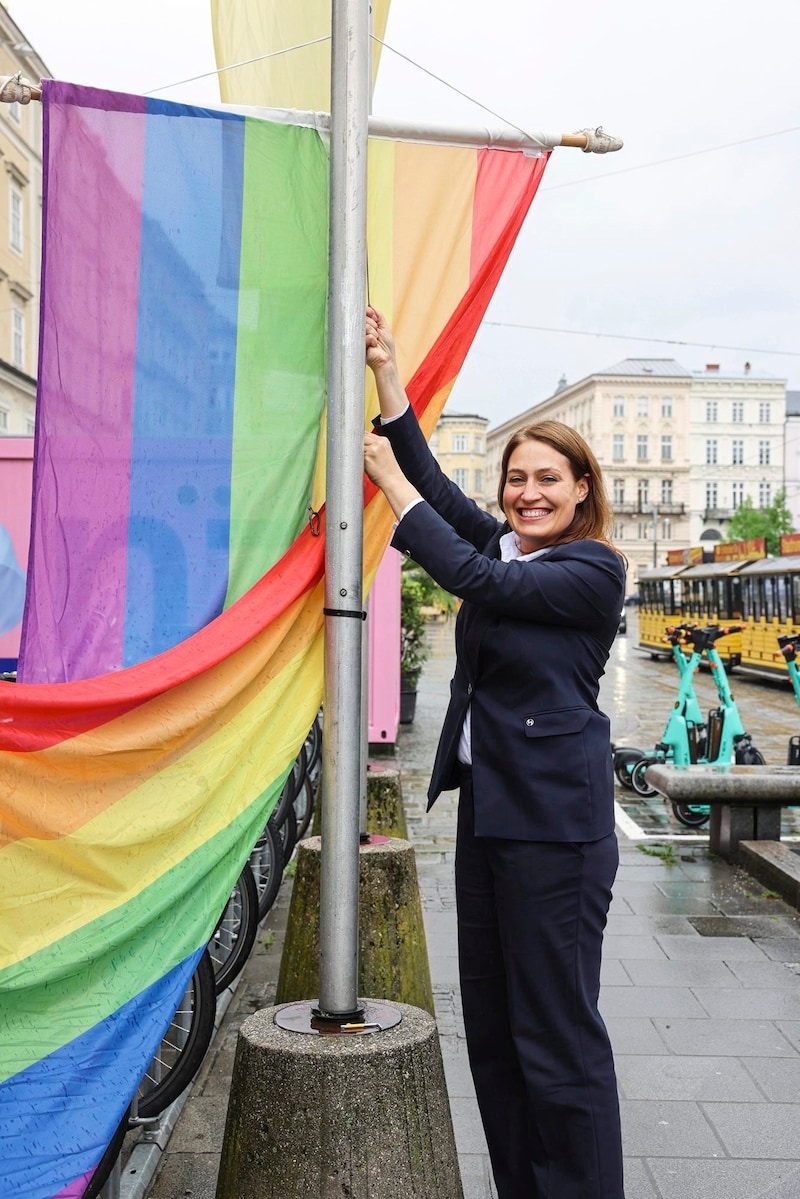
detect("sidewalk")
[135,622,800,1199]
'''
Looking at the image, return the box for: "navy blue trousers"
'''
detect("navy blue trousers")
[456,770,624,1199]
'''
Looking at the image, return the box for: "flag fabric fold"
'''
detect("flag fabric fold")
[3,79,548,1197]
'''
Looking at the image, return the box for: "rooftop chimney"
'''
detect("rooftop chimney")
[744,362,751,373]
[706,364,719,371]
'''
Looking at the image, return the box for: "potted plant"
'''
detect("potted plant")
[399,568,430,724]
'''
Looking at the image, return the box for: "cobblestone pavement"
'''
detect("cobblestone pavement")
[132,613,800,1199]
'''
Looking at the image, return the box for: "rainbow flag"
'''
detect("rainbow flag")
[3,81,548,1197]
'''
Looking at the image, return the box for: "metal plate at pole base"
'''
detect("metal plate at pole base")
[274,999,402,1035]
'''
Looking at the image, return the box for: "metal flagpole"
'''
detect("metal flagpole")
[316,0,371,1021]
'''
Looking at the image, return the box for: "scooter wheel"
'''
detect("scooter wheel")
[614,760,635,789]
[630,758,659,798]
[735,745,765,766]
[613,747,648,790]
[672,802,710,828]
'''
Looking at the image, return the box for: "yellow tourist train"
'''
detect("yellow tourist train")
[637,535,800,678]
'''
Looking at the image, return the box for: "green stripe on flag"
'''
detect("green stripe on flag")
[226,120,329,608]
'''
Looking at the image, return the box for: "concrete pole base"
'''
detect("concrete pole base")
[215,1000,464,1199]
[276,836,434,1015]
[364,766,409,840]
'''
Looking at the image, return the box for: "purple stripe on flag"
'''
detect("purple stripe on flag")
[20,90,147,682]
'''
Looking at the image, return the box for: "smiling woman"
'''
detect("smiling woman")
[363,304,628,1199]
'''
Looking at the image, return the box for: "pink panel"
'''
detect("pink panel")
[368,546,401,745]
[0,437,33,661]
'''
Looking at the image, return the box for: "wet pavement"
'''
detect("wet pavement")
[125,611,800,1199]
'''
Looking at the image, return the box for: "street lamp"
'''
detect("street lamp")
[652,504,658,567]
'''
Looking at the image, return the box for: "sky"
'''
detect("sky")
[13,0,800,429]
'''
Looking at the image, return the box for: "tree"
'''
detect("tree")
[726,489,795,557]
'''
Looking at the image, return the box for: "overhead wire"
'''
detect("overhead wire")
[482,322,800,358]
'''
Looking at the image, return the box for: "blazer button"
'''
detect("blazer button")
[526,718,535,726]
[467,684,473,695]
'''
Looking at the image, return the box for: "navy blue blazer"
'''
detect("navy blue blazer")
[379,407,625,842]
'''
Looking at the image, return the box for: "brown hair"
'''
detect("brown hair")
[497,420,616,548]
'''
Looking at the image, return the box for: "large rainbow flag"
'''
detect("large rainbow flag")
[2,81,548,1197]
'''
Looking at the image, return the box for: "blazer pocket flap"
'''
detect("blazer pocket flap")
[522,707,593,738]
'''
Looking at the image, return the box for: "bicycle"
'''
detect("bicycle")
[623,624,764,825]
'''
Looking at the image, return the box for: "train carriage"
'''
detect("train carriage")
[738,555,800,677]
[676,559,750,666]
[637,563,690,657]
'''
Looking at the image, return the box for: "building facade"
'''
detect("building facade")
[430,410,489,505]
[0,14,48,435]
[690,364,786,547]
[785,390,800,530]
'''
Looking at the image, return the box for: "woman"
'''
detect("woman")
[364,306,626,1199]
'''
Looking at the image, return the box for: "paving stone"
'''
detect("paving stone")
[601,958,634,986]
[646,1158,800,1199]
[758,939,800,962]
[605,1017,671,1055]
[621,958,740,988]
[691,987,800,1020]
[615,1054,764,1101]
[458,1153,498,1199]
[441,1053,477,1099]
[620,1157,661,1198]
[603,935,670,960]
[703,1101,800,1158]
[620,1099,724,1157]
[725,960,800,988]
[606,912,699,935]
[743,1056,800,1101]
[599,986,708,1019]
[448,1095,489,1156]
[653,1017,799,1057]
[623,892,719,916]
[655,934,768,960]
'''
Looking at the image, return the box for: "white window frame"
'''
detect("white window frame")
[705,482,718,509]
[9,185,22,253]
[732,439,744,466]
[661,479,673,505]
[636,434,648,461]
[452,467,469,490]
[612,434,624,461]
[612,479,625,504]
[11,306,24,368]
[759,481,772,508]
[452,433,468,453]
[732,400,744,423]
[636,396,649,418]
[758,440,771,466]
[661,396,673,419]
[661,435,672,462]
[706,401,718,422]
[613,396,625,418]
[705,439,718,465]
[0,408,8,430]
[732,481,745,509]
[759,402,771,423]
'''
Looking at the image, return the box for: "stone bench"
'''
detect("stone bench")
[644,763,800,859]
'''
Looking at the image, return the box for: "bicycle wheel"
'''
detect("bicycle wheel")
[135,948,216,1119]
[630,758,659,798]
[735,743,766,765]
[208,864,259,995]
[293,773,315,840]
[250,816,283,921]
[275,803,298,869]
[83,1106,131,1199]
[672,802,710,828]
[304,715,322,775]
[272,745,307,826]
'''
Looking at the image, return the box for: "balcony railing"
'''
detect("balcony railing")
[612,501,686,516]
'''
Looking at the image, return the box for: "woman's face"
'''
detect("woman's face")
[502,438,588,553]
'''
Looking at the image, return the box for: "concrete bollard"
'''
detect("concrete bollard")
[364,766,409,840]
[276,836,434,1015]
[311,768,408,840]
[215,1001,463,1199]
